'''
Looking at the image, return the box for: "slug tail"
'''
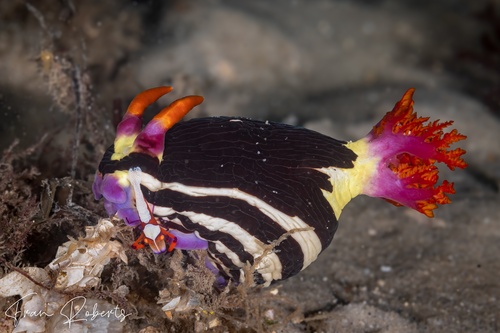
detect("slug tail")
[352,88,467,217]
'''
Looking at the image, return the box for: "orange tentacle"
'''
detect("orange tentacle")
[153,95,204,130]
[126,86,173,117]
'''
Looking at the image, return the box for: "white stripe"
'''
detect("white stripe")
[128,167,151,223]
[210,243,235,280]
[154,206,282,285]
[139,173,322,271]
[213,241,246,282]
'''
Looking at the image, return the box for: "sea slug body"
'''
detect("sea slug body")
[93,87,467,286]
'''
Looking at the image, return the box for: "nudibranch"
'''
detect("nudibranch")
[93,87,467,286]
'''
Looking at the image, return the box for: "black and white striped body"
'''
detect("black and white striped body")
[99,117,357,285]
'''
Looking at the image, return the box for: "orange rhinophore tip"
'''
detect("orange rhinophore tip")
[127,86,173,117]
[153,95,205,130]
[116,86,173,136]
[132,94,204,161]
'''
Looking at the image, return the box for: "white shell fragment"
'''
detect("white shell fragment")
[159,290,220,328]
[159,290,201,314]
[0,218,129,333]
[48,218,128,291]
